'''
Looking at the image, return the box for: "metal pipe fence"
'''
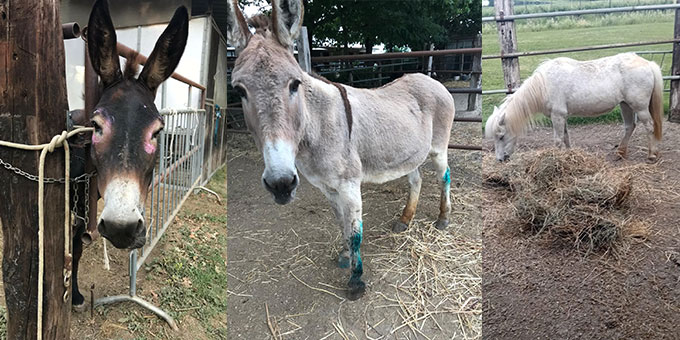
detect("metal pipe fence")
[482,39,680,59]
[95,108,206,330]
[482,3,680,22]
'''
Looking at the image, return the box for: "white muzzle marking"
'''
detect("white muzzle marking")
[99,177,144,227]
[262,139,297,179]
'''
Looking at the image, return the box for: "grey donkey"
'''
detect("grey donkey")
[227,0,455,300]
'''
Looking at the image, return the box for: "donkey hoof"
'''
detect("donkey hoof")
[347,280,366,301]
[337,255,350,268]
[647,153,660,164]
[615,149,627,160]
[72,302,87,313]
[435,219,449,230]
[392,221,408,233]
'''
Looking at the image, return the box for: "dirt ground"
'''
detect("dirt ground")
[67,168,226,339]
[483,122,680,339]
[0,167,226,339]
[227,121,482,339]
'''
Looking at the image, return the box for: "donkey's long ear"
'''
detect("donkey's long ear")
[271,0,304,49]
[138,6,189,94]
[87,0,122,87]
[227,0,251,48]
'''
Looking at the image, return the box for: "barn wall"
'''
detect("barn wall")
[64,17,208,111]
[61,0,192,29]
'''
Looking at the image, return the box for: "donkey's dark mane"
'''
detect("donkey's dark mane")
[96,53,142,91]
[123,52,141,80]
[311,73,353,138]
[248,14,271,35]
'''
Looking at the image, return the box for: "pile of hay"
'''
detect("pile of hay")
[484,149,649,254]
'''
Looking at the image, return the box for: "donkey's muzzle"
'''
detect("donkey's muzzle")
[263,173,298,205]
[98,216,146,249]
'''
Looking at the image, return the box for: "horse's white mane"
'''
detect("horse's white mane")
[485,66,548,138]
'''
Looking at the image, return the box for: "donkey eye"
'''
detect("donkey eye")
[499,135,504,141]
[91,120,102,135]
[289,79,301,94]
[235,85,247,99]
[152,129,162,141]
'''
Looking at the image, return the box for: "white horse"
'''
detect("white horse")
[485,53,663,162]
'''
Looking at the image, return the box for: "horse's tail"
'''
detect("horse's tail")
[649,61,664,141]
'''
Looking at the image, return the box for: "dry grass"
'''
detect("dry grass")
[483,148,654,256]
[369,220,482,339]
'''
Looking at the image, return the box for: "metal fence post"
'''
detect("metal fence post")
[468,33,483,111]
[297,26,312,73]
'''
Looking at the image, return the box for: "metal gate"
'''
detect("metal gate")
[95,107,206,330]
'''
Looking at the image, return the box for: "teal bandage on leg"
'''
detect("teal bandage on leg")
[349,220,363,282]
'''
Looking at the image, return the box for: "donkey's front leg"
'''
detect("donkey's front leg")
[330,181,365,300]
[72,223,86,312]
[322,189,350,268]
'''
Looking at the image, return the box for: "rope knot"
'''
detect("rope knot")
[47,131,69,153]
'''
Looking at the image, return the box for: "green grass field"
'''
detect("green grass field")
[482,19,675,125]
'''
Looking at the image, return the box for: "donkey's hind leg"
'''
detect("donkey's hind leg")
[392,169,422,233]
[431,150,451,230]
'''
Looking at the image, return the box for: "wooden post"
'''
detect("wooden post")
[496,0,521,93]
[0,0,72,339]
[669,0,680,123]
[296,26,311,73]
[468,33,482,111]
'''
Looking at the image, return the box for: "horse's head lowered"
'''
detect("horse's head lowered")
[486,106,518,162]
[87,0,188,248]
[228,0,306,205]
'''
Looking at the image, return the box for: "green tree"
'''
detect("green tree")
[234,0,480,51]
[303,0,481,52]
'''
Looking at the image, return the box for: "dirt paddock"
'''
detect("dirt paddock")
[483,122,680,339]
[227,121,482,339]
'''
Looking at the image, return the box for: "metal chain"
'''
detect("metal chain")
[70,173,92,226]
[0,157,94,184]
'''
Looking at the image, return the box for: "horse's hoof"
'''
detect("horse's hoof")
[435,219,449,230]
[72,302,87,313]
[337,255,350,268]
[392,221,408,233]
[347,280,366,301]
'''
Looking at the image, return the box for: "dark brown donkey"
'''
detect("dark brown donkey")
[70,0,188,310]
